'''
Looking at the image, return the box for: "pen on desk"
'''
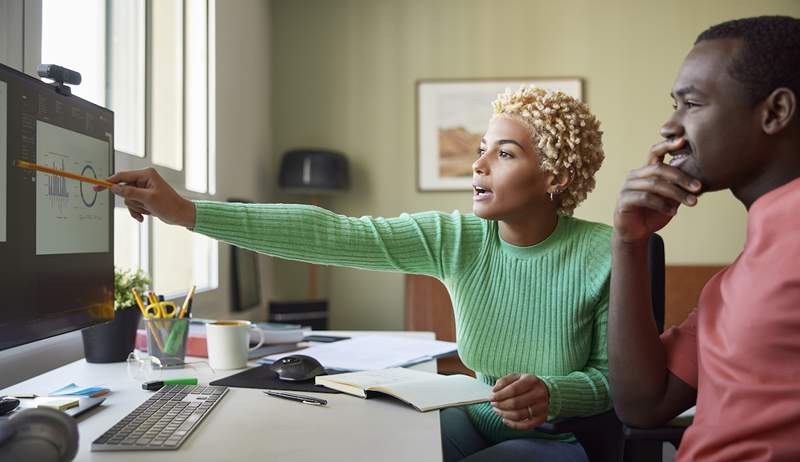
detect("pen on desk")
[263,391,327,406]
[14,159,114,188]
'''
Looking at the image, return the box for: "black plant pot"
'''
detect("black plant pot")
[81,307,142,363]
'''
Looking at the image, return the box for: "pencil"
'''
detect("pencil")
[14,159,114,188]
[131,288,148,317]
[178,285,196,319]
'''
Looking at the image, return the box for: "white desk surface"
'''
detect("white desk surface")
[1,331,443,462]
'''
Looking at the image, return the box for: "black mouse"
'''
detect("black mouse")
[269,354,325,381]
[0,398,20,416]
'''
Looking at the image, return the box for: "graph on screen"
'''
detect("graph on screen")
[36,120,110,255]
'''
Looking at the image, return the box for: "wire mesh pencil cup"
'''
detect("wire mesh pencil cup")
[145,318,190,367]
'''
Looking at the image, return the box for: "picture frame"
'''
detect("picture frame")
[416,78,583,191]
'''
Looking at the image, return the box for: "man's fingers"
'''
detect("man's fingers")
[625,178,698,207]
[619,190,679,216]
[627,163,702,194]
[647,138,686,165]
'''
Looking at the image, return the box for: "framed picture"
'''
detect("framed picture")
[416,78,583,191]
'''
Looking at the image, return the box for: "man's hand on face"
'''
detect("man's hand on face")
[613,137,703,244]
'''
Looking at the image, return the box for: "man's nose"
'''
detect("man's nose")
[660,115,684,140]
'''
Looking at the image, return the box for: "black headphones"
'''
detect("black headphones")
[0,407,79,462]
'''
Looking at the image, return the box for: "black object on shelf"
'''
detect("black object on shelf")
[269,300,328,331]
[279,149,349,194]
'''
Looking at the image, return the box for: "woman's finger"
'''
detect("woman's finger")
[491,374,521,393]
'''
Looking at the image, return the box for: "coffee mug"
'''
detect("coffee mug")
[206,321,265,370]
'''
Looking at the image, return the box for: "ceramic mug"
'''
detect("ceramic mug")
[206,321,265,370]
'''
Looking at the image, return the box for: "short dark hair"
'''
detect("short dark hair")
[696,16,800,104]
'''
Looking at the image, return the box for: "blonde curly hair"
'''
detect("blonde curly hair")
[491,85,604,215]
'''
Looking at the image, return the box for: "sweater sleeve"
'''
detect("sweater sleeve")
[538,286,612,418]
[191,201,485,280]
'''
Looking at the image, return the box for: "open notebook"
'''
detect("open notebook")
[315,367,491,412]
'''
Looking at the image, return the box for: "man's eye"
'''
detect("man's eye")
[685,101,699,108]
[671,102,678,111]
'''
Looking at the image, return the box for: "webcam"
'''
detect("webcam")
[37,64,82,96]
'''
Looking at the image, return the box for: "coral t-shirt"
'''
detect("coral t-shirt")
[662,177,800,461]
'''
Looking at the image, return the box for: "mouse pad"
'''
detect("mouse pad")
[209,365,344,394]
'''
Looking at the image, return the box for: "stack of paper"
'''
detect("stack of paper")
[35,396,80,411]
[261,335,458,371]
[50,383,110,398]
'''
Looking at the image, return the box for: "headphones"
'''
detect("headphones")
[0,407,79,462]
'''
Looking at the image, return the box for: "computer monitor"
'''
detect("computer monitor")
[0,62,114,351]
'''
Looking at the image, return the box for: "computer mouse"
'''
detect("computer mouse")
[269,355,326,381]
[0,398,20,416]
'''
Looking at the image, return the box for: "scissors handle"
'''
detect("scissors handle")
[144,302,177,318]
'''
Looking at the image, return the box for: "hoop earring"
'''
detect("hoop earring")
[548,192,554,201]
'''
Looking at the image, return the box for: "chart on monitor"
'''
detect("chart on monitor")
[35,120,110,255]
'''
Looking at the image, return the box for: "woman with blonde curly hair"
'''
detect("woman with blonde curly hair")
[104,85,609,461]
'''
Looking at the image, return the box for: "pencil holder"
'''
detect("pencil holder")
[145,318,189,367]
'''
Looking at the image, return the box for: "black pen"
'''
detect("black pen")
[263,390,327,406]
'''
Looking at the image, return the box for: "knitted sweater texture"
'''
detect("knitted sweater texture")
[193,201,612,443]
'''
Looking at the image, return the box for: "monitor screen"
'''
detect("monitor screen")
[0,62,114,351]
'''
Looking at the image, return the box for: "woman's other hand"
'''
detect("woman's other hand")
[490,373,550,430]
[96,168,196,227]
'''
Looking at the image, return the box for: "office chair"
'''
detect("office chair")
[536,233,669,462]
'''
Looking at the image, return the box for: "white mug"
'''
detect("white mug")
[206,321,265,370]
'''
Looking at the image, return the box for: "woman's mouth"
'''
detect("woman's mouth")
[473,185,494,201]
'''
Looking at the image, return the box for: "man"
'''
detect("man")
[609,16,800,461]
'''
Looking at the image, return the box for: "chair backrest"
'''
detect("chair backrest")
[540,233,666,462]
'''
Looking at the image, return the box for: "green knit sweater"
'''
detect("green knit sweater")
[193,201,612,443]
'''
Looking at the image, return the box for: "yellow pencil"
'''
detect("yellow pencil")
[131,288,147,317]
[14,159,114,188]
[178,285,196,319]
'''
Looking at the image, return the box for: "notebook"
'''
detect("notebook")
[314,367,491,412]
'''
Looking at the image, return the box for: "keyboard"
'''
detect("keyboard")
[92,384,228,451]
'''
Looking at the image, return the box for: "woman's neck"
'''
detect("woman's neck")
[498,211,559,247]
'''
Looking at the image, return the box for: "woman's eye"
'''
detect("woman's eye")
[498,151,511,158]
[477,148,486,157]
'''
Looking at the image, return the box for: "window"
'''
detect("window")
[40,0,217,298]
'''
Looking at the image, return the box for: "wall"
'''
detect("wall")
[0,0,274,388]
[269,0,800,330]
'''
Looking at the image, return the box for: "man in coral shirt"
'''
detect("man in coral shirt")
[609,16,800,461]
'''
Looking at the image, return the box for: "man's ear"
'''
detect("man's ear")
[762,88,796,135]
[548,168,574,193]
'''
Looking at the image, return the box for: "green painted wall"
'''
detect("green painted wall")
[269,0,800,330]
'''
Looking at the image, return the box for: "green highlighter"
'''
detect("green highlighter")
[142,378,198,391]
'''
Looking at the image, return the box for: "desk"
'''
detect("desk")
[0,331,443,462]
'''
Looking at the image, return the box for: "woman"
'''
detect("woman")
[106,85,609,461]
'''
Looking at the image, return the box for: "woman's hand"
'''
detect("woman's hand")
[95,168,196,227]
[613,138,702,244]
[490,373,550,430]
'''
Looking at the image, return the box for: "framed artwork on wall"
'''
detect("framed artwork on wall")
[416,78,583,191]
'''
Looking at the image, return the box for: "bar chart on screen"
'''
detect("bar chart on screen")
[35,120,110,255]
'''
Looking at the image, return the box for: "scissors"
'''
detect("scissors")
[144,301,178,319]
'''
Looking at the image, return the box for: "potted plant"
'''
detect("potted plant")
[81,267,151,363]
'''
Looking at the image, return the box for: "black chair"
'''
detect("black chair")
[536,233,669,462]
